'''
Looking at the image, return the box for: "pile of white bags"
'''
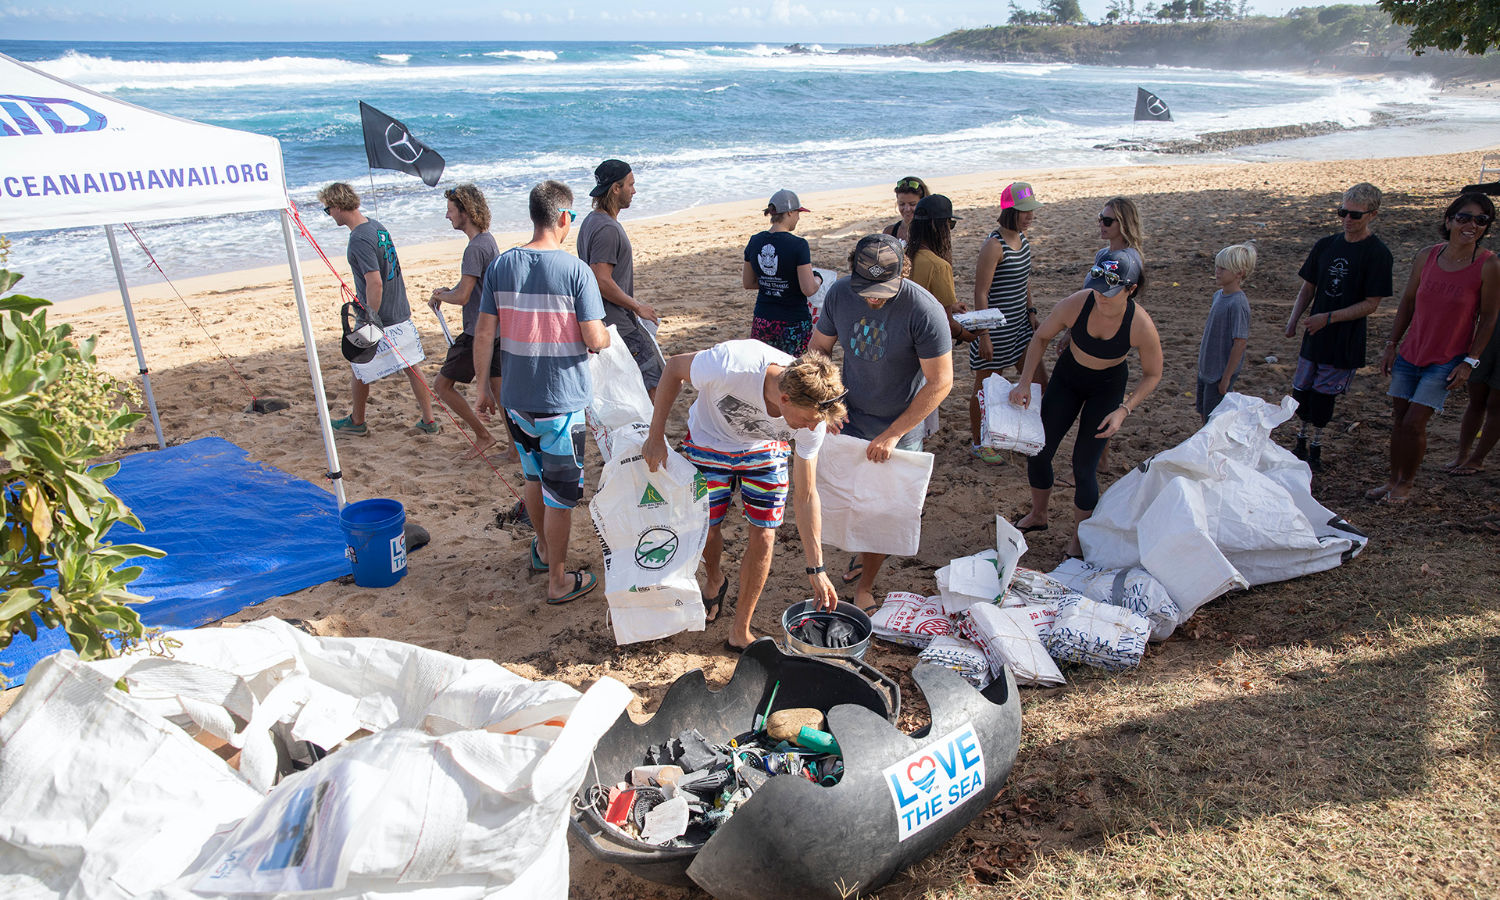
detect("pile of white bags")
[589,429,710,645]
[1050,558,1184,642]
[960,602,1065,688]
[977,375,1045,456]
[0,618,632,898]
[814,432,934,557]
[917,635,992,688]
[868,591,952,647]
[585,324,655,465]
[1079,393,1369,621]
[1043,594,1152,673]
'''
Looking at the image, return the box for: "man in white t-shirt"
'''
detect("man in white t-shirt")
[643,340,845,651]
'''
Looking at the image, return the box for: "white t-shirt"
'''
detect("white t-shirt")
[686,340,826,459]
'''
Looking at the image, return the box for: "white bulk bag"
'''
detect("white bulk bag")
[814,432,934,557]
[1044,595,1152,673]
[589,430,709,645]
[1078,394,1368,618]
[979,375,1045,455]
[586,324,655,464]
[352,318,427,384]
[960,603,1066,688]
[1049,558,1184,642]
[869,591,952,648]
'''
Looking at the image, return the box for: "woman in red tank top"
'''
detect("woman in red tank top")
[1368,193,1500,502]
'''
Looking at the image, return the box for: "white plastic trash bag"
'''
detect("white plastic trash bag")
[586,324,655,464]
[935,548,1000,616]
[917,635,992,689]
[590,429,710,645]
[960,603,1066,688]
[869,591,952,648]
[979,375,1044,456]
[1044,594,1152,673]
[0,618,634,899]
[1078,394,1369,619]
[807,267,839,326]
[1049,558,1184,642]
[814,432,934,557]
[352,318,426,384]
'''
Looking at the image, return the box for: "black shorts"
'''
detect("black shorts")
[438,332,502,384]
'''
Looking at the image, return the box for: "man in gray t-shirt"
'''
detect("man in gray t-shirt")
[319,181,435,437]
[809,233,953,612]
[429,184,506,459]
[576,159,663,391]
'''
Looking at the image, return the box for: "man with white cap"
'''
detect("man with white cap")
[743,188,821,355]
[808,233,953,612]
[577,158,663,393]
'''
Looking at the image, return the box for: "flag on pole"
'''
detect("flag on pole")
[359,101,445,187]
[1134,87,1172,122]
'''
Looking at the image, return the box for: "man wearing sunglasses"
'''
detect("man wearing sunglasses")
[1284,181,1393,472]
[643,342,846,651]
[474,180,611,606]
[577,158,664,396]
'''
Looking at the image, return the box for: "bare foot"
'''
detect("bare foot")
[1364,483,1392,501]
[855,586,877,614]
[462,437,499,460]
[1384,485,1413,504]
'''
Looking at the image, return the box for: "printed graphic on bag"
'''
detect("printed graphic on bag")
[634,527,679,570]
[884,722,986,842]
[639,483,666,507]
[692,471,708,501]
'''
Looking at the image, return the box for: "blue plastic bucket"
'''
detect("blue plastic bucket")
[339,498,407,588]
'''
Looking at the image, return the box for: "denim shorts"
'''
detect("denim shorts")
[1388,354,1462,412]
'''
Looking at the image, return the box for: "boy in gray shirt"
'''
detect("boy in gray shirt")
[1197,243,1255,422]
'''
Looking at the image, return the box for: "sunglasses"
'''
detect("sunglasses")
[816,389,849,411]
[322,205,333,216]
[1089,265,1133,287]
[562,208,577,223]
[1336,208,1371,219]
[1451,212,1494,227]
[1098,215,1118,226]
[896,179,924,191]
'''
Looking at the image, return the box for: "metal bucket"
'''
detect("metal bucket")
[781,600,872,660]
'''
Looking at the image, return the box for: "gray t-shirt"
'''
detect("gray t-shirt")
[1198,289,1251,382]
[347,218,410,327]
[576,210,634,301]
[815,276,952,438]
[459,231,501,335]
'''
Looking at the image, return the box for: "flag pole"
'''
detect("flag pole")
[366,167,378,215]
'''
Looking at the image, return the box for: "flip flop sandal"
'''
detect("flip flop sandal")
[840,556,863,585]
[1448,466,1483,477]
[547,570,597,605]
[529,537,548,573]
[1012,517,1048,534]
[704,576,730,623]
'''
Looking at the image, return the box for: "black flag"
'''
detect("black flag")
[359,101,445,187]
[1134,87,1172,122]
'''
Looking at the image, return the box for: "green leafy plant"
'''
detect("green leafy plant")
[0,268,162,677]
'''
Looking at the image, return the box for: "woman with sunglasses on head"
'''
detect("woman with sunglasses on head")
[1071,197,1144,474]
[883,176,929,247]
[1284,182,1394,474]
[1008,249,1163,558]
[1367,193,1500,501]
[644,343,846,651]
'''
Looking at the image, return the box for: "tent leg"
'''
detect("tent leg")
[104,224,166,450]
[280,209,348,509]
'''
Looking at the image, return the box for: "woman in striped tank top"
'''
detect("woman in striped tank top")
[968,182,1046,462]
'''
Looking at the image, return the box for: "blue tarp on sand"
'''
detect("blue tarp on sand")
[1,436,349,686]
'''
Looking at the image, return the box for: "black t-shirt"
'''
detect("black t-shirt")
[744,230,812,322]
[1297,232,1393,370]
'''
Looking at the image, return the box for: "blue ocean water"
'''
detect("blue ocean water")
[1,40,1494,300]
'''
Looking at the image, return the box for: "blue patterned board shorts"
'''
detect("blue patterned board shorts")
[750,316,813,357]
[505,409,586,509]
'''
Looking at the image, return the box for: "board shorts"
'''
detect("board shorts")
[1292,356,1356,396]
[750,316,813,357]
[679,434,791,529]
[505,409,586,509]
[438,332,502,384]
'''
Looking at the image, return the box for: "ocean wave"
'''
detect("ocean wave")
[482,50,558,61]
[377,53,410,65]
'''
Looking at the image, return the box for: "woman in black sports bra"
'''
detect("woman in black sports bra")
[1008,248,1164,557]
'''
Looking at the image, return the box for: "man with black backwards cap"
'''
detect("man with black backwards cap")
[808,233,953,613]
[577,159,663,394]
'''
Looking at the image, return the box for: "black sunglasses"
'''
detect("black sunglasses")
[1451,212,1494,227]
[1098,215,1118,226]
[816,389,849,411]
[1336,207,1370,220]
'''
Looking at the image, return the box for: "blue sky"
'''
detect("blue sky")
[2,0,1373,43]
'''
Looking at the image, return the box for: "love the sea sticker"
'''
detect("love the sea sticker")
[883,722,985,841]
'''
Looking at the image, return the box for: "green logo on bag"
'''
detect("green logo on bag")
[640,483,666,507]
[635,528,679,569]
[693,472,708,501]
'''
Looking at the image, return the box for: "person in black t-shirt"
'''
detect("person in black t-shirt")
[1283,182,1394,472]
[743,189,821,355]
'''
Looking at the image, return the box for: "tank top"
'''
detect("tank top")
[1400,245,1492,367]
[970,231,1033,370]
[1070,291,1135,361]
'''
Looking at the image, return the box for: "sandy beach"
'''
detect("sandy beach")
[21,147,1500,896]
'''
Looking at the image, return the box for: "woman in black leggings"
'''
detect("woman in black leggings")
[1009,249,1164,557]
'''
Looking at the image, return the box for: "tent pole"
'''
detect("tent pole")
[104,224,166,450]
[280,209,348,509]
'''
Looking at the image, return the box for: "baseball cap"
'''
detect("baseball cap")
[340,301,384,364]
[767,189,809,214]
[913,194,959,222]
[1001,182,1043,212]
[848,233,905,300]
[1083,249,1143,298]
[589,159,632,198]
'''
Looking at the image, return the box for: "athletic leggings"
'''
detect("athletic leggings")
[1027,351,1128,511]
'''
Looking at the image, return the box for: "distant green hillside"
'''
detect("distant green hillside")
[857,6,1497,78]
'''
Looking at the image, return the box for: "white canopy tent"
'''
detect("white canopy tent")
[0,53,346,506]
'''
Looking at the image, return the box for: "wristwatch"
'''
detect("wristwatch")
[806,565,826,575]
[1464,356,1481,368]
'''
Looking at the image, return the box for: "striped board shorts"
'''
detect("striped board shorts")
[679,434,791,528]
[505,409,587,509]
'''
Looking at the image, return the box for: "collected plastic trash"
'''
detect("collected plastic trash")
[918,635,992,688]
[586,324,655,464]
